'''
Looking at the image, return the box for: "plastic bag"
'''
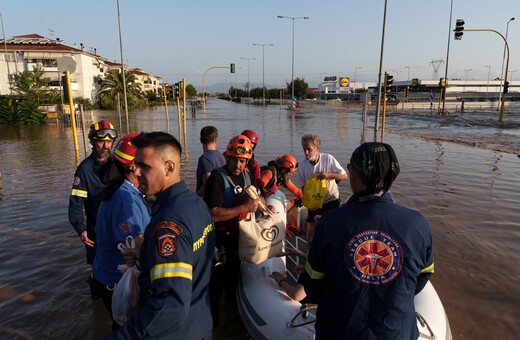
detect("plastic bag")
[112,264,140,325]
[302,174,329,209]
[111,236,140,326]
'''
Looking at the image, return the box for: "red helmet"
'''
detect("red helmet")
[276,154,298,173]
[241,129,258,146]
[225,135,253,160]
[113,133,139,165]
[88,120,117,141]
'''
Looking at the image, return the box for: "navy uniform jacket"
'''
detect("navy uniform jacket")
[112,181,215,339]
[68,152,109,264]
[301,192,434,340]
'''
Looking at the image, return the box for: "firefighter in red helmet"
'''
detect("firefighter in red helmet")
[68,120,118,297]
[258,154,303,200]
[240,129,261,184]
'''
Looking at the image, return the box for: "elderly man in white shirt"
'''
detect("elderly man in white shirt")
[292,134,348,242]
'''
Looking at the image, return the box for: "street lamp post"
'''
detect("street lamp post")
[116,0,129,134]
[253,43,274,105]
[394,70,401,83]
[0,11,11,95]
[498,17,515,106]
[354,67,362,90]
[464,69,472,92]
[485,65,491,101]
[374,0,389,138]
[240,57,255,98]
[405,66,411,91]
[277,15,309,102]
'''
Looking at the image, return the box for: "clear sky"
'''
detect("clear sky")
[1,0,519,89]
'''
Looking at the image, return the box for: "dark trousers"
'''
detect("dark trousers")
[209,235,240,327]
[306,198,341,222]
[91,275,120,331]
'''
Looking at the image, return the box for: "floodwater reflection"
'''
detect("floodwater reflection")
[0,99,519,339]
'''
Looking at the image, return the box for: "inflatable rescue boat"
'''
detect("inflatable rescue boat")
[237,191,452,340]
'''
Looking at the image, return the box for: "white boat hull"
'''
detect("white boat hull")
[237,192,452,340]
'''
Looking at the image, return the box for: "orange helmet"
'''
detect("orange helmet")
[113,133,139,165]
[241,129,258,146]
[88,120,117,141]
[276,154,298,173]
[225,135,253,159]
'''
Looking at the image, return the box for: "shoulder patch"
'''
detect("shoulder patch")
[73,176,81,186]
[150,221,183,238]
[152,221,183,257]
[344,230,403,285]
[158,234,177,257]
[118,221,132,234]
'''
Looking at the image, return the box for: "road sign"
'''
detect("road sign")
[57,57,76,73]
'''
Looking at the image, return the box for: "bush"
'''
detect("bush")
[0,97,45,125]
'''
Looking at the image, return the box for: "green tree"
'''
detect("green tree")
[186,84,197,98]
[286,77,309,99]
[145,90,160,104]
[10,66,59,104]
[99,69,144,110]
[250,87,261,99]
[0,97,45,125]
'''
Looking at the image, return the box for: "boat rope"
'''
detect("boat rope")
[287,304,317,328]
[416,312,436,339]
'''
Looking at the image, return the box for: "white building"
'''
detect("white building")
[0,33,162,102]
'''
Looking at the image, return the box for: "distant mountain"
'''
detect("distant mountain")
[199,82,284,93]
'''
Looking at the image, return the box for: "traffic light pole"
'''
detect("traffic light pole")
[441,0,454,115]
[202,65,235,113]
[374,0,389,140]
[460,29,510,123]
[381,73,388,141]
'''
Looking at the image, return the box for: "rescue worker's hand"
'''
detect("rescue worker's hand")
[277,247,306,259]
[245,197,259,213]
[121,248,139,267]
[294,264,304,276]
[269,271,285,285]
[317,172,327,180]
[80,231,95,247]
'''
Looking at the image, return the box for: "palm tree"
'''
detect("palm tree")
[99,69,144,110]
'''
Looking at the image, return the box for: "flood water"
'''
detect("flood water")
[0,99,519,339]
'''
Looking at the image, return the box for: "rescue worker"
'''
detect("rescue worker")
[91,133,150,330]
[258,154,302,200]
[241,129,262,184]
[68,120,117,295]
[292,133,347,242]
[196,126,226,197]
[301,142,434,339]
[110,132,215,338]
[203,134,263,328]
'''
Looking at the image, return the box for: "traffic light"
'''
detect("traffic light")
[230,63,235,73]
[439,78,446,88]
[174,83,180,98]
[385,73,394,88]
[61,75,70,102]
[454,19,465,40]
[503,81,510,94]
